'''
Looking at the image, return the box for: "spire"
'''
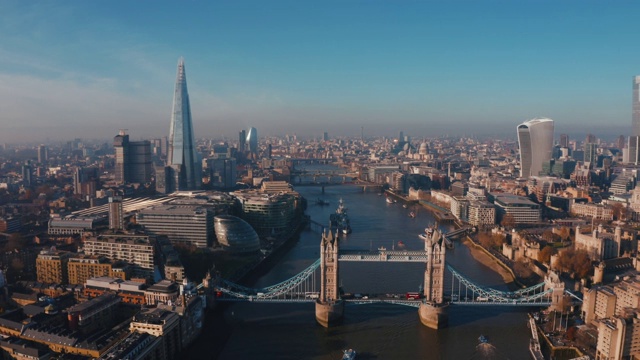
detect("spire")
[167,57,200,190]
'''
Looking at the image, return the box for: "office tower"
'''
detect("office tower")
[37,145,48,163]
[634,76,640,136]
[584,143,598,166]
[398,131,404,142]
[167,58,201,191]
[585,133,596,145]
[114,131,129,183]
[21,163,32,186]
[246,127,258,157]
[616,135,626,150]
[160,136,168,158]
[517,118,554,178]
[323,132,329,141]
[128,140,152,183]
[627,136,640,165]
[238,130,246,152]
[207,157,237,189]
[155,165,169,194]
[74,167,99,197]
[114,130,152,184]
[559,134,569,148]
[108,196,124,231]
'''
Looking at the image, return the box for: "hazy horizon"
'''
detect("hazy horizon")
[1,1,638,143]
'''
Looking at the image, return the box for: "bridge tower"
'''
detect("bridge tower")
[545,270,567,312]
[418,227,449,329]
[316,229,344,327]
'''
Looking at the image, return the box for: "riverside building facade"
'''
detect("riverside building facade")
[490,193,541,224]
[136,205,214,248]
[233,189,302,238]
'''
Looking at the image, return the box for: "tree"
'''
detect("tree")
[556,248,592,279]
[557,227,571,241]
[611,202,626,221]
[501,214,516,229]
[538,246,556,264]
[406,174,431,191]
[478,232,493,249]
[477,232,504,250]
[573,249,592,279]
[542,229,555,242]
[4,233,25,252]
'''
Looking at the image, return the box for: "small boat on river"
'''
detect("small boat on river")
[330,198,352,234]
[342,349,356,359]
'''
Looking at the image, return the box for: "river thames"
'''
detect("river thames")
[214,184,533,359]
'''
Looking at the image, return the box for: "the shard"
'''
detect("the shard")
[167,58,201,190]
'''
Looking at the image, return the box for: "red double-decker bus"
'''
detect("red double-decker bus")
[406,292,421,300]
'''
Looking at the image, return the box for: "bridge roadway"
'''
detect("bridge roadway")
[444,226,472,238]
[338,249,428,262]
[214,294,550,307]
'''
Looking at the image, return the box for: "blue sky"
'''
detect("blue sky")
[0,0,638,143]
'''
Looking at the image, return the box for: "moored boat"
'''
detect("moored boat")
[342,348,356,359]
[331,198,352,234]
[478,335,488,344]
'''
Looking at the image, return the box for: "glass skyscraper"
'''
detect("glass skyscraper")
[634,76,640,136]
[517,118,554,178]
[167,58,201,190]
[246,127,258,157]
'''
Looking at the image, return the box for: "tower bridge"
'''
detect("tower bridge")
[210,229,579,329]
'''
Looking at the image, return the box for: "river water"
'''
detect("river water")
[215,184,533,360]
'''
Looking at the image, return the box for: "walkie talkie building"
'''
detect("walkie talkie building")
[517,118,554,178]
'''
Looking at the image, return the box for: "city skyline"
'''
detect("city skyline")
[1,1,639,142]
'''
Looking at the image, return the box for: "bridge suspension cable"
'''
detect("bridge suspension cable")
[447,264,552,306]
[215,259,321,302]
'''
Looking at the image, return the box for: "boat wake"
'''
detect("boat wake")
[470,342,509,360]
